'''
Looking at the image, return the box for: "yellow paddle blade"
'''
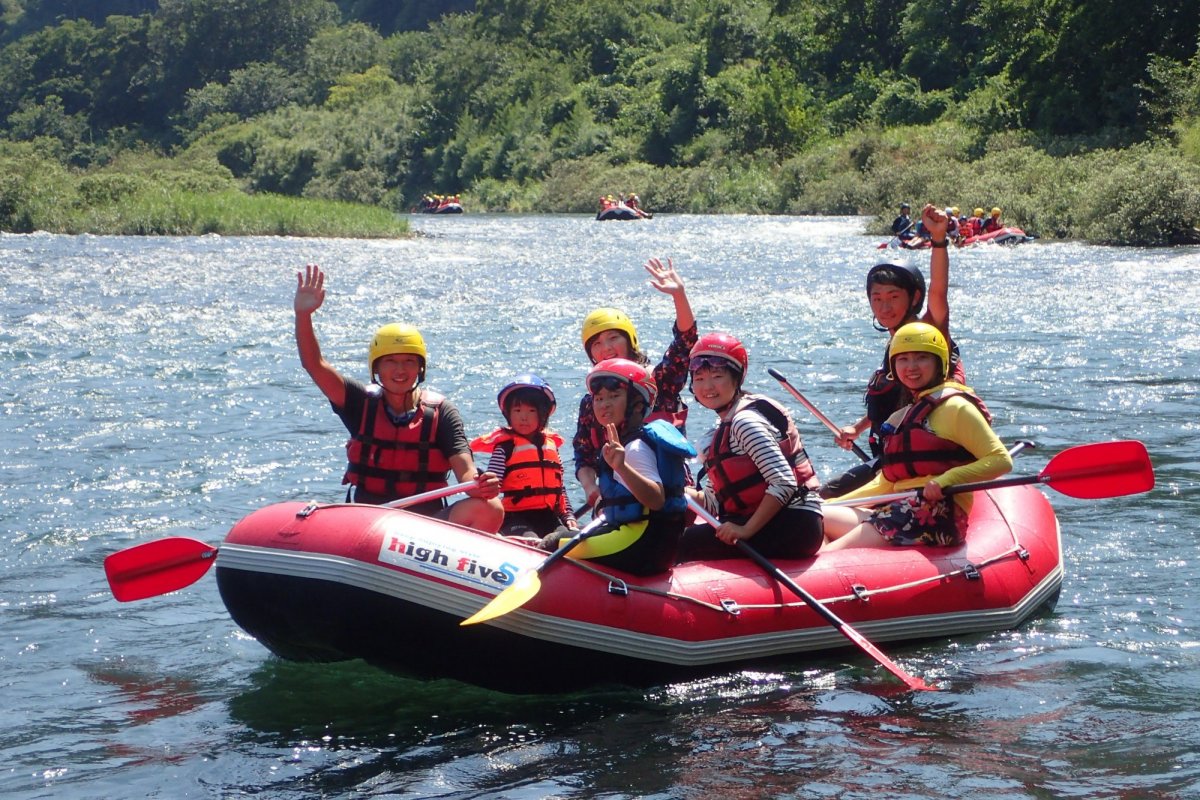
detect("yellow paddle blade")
[459,569,542,626]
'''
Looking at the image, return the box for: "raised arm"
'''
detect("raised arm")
[645,257,695,333]
[921,205,950,333]
[294,264,347,408]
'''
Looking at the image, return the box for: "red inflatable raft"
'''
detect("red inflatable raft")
[879,226,1034,249]
[215,484,1061,691]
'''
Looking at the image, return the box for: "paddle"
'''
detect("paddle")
[460,515,608,626]
[768,367,870,463]
[878,219,916,249]
[104,482,477,602]
[825,440,1153,508]
[684,497,932,691]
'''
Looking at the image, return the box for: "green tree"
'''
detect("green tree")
[978,0,1200,135]
[142,0,338,120]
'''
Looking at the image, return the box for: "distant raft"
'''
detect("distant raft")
[880,226,1035,249]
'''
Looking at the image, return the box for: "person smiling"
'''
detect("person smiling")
[677,333,824,562]
[823,203,963,498]
[292,264,503,531]
[470,375,577,538]
[572,257,697,514]
[821,323,1011,550]
[547,358,695,575]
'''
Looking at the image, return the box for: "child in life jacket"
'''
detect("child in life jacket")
[573,257,697,513]
[548,358,696,576]
[678,333,824,562]
[822,204,961,499]
[821,323,1011,550]
[470,375,577,538]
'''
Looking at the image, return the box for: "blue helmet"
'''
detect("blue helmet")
[497,374,556,419]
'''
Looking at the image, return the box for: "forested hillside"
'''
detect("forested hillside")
[2,0,1199,242]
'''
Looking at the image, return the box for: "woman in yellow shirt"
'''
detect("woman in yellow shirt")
[822,322,1012,550]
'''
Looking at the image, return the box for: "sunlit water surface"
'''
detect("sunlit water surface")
[1,215,1198,799]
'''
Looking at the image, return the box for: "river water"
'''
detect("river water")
[1,215,1198,799]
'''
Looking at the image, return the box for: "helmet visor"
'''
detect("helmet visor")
[689,355,738,373]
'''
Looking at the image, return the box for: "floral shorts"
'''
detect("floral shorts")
[868,496,968,546]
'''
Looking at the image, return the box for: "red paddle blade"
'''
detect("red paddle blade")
[1040,440,1154,499]
[104,537,218,602]
[839,624,936,691]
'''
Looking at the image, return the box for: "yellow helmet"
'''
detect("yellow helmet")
[951,206,960,216]
[889,322,949,380]
[973,207,984,217]
[991,207,1002,216]
[368,323,427,379]
[581,307,639,358]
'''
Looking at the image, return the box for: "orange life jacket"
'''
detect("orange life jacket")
[470,428,565,513]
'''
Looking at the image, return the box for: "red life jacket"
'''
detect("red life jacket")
[864,335,966,457]
[703,394,820,516]
[343,389,451,501]
[471,428,565,513]
[880,384,992,482]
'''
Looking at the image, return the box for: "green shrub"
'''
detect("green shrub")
[1076,145,1200,245]
[76,173,148,205]
[1177,117,1200,165]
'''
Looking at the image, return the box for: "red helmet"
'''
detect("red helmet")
[689,332,748,375]
[586,358,657,407]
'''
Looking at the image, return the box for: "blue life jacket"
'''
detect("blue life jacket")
[597,419,697,524]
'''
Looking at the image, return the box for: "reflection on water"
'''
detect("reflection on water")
[1,218,1198,798]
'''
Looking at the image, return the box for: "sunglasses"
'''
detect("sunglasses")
[689,356,737,373]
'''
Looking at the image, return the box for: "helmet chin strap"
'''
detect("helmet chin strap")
[715,386,745,416]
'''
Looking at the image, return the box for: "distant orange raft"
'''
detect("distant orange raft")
[211,484,1062,692]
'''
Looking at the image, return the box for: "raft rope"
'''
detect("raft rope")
[551,510,1028,615]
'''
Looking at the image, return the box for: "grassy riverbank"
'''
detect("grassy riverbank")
[5,126,1200,244]
[0,145,409,238]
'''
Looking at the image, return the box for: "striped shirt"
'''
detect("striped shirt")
[697,405,816,515]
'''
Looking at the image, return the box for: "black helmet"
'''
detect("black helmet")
[866,262,926,315]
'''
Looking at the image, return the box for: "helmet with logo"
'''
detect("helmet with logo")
[889,322,949,381]
[368,323,427,380]
[586,358,657,407]
[581,307,639,359]
[689,332,748,377]
[866,261,926,315]
[497,374,556,421]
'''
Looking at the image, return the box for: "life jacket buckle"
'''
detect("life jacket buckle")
[607,579,629,597]
[851,583,870,602]
[963,562,981,580]
[720,598,741,616]
[296,502,320,518]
